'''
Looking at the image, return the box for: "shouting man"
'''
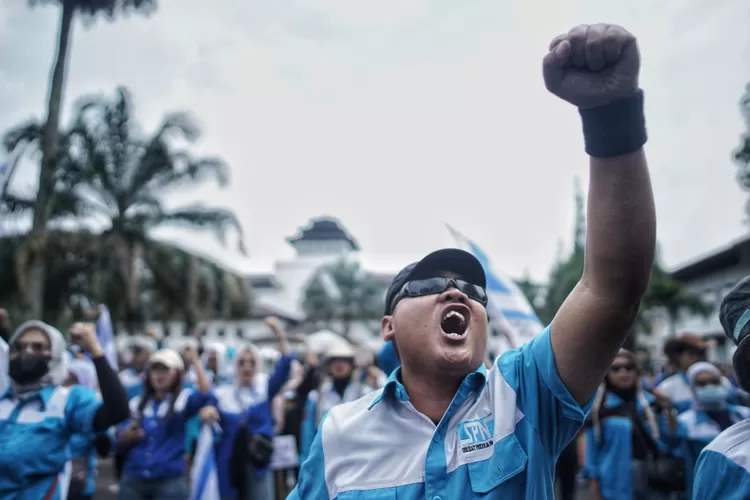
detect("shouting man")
[290,23,656,499]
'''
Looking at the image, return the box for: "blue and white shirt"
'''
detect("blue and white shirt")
[693,418,750,499]
[119,387,215,480]
[0,385,102,499]
[291,326,592,499]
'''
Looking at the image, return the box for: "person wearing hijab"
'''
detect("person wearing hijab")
[0,320,129,499]
[585,350,676,500]
[201,317,292,500]
[115,346,213,500]
[693,276,750,498]
[202,341,231,386]
[674,361,750,494]
[65,357,112,500]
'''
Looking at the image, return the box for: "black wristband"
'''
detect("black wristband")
[579,89,647,158]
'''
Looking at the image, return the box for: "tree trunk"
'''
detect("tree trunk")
[26,1,75,318]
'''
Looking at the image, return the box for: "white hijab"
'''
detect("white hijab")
[8,320,68,396]
[201,341,229,382]
[68,357,98,390]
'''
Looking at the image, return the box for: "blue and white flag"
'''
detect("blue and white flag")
[446,225,544,351]
[0,163,9,199]
[96,305,118,371]
[190,424,221,500]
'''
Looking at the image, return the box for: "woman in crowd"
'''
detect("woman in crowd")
[675,361,750,492]
[202,317,292,500]
[116,346,214,500]
[585,349,678,500]
[0,321,129,499]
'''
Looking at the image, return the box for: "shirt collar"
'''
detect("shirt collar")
[1,385,56,407]
[369,362,488,410]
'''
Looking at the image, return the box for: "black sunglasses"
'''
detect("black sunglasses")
[394,277,488,309]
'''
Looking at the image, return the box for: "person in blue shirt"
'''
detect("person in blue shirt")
[291,23,657,499]
[674,361,750,495]
[692,276,750,498]
[201,316,293,500]
[0,320,129,500]
[584,350,677,500]
[116,346,214,500]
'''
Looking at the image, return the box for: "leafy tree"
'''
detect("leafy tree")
[302,259,384,337]
[734,83,750,220]
[4,86,243,328]
[23,0,157,318]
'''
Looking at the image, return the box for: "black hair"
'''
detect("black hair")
[137,366,184,419]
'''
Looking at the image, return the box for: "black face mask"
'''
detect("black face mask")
[9,353,51,385]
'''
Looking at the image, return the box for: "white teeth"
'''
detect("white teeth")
[445,310,465,322]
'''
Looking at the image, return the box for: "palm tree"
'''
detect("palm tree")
[5,86,244,328]
[25,0,157,318]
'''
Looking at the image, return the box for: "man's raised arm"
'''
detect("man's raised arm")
[543,24,656,404]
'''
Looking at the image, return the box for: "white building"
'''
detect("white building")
[641,234,750,364]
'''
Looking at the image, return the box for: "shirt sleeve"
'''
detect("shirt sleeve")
[496,326,594,458]
[65,385,103,435]
[182,388,217,418]
[267,354,293,400]
[694,449,750,499]
[293,420,330,500]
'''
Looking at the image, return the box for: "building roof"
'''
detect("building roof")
[671,234,750,282]
[286,217,360,251]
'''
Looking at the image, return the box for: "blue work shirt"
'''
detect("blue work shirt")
[69,431,99,497]
[290,326,592,499]
[674,404,750,495]
[119,387,215,480]
[299,378,376,463]
[583,391,670,500]
[693,418,750,499]
[0,385,102,500]
[214,355,292,497]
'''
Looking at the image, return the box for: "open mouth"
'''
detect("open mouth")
[440,305,470,339]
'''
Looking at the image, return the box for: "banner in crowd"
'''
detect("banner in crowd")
[96,305,118,371]
[446,225,544,350]
[190,425,221,500]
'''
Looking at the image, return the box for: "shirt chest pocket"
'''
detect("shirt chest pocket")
[467,433,528,494]
[337,487,397,499]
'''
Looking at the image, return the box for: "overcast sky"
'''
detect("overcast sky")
[1,0,749,280]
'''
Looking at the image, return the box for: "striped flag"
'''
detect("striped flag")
[446,225,544,351]
[190,424,221,500]
[96,305,118,371]
[0,163,9,199]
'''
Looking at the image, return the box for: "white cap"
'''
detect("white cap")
[149,348,185,371]
[326,342,355,360]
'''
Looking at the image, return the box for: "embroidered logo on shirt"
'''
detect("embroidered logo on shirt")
[458,414,494,453]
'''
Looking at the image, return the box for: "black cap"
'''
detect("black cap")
[384,248,486,315]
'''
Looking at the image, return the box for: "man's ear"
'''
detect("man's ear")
[381,315,395,342]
